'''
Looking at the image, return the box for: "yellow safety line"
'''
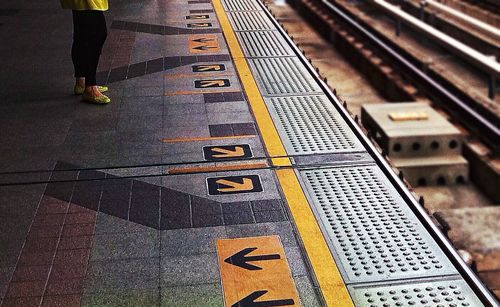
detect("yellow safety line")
[211,0,354,306]
[161,135,256,143]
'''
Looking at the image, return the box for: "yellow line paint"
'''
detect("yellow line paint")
[211,0,354,305]
[276,169,354,306]
[161,135,256,143]
[211,1,288,167]
[216,236,300,306]
[167,162,267,174]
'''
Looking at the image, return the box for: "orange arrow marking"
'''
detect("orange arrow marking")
[189,23,210,28]
[189,35,220,54]
[197,65,223,72]
[200,80,226,87]
[192,37,215,43]
[212,146,245,158]
[217,178,254,192]
[192,45,218,51]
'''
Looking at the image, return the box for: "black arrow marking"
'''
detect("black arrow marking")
[192,37,215,43]
[232,290,295,307]
[224,247,280,270]
[192,45,218,51]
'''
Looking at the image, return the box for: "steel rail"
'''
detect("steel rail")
[373,0,499,99]
[258,0,500,305]
[375,0,499,75]
[420,0,500,41]
[315,0,500,151]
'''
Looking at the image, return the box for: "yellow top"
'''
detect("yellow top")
[60,0,108,11]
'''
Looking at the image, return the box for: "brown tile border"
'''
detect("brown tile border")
[3,196,97,306]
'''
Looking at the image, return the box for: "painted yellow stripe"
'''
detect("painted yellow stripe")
[161,135,256,143]
[167,162,267,174]
[276,169,353,306]
[211,2,288,167]
[211,0,354,305]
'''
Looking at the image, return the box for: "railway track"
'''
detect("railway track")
[265,0,500,298]
[464,0,500,15]
[294,0,500,153]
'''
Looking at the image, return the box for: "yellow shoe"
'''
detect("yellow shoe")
[82,92,111,104]
[74,85,108,95]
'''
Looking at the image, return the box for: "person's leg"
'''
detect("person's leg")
[71,10,86,89]
[78,10,109,103]
[84,10,107,87]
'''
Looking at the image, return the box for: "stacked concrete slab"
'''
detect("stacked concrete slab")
[362,102,468,186]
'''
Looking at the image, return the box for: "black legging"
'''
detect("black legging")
[71,10,107,86]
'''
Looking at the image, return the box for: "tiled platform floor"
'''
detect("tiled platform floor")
[0,0,323,305]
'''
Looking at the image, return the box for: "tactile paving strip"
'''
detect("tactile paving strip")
[221,0,487,304]
[250,58,322,95]
[228,11,275,31]
[349,278,483,307]
[222,0,261,11]
[237,31,294,57]
[266,95,364,154]
[300,165,458,284]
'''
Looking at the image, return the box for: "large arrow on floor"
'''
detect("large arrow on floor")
[232,290,295,307]
[43,162,282,230]
[224,247,280,270]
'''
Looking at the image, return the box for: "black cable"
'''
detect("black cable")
[0,160,375,187]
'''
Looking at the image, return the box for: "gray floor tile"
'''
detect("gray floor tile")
[0,267,14,300]
[0,190,41,218]
[161,283,223,307]
[162,126,210,140]
[160,253,220,286]
[123,86,164,97]
[164,103,206,115]
[86,258,160,293]
[120,103,164,116]
[205,101,249,114]
[95,213,159,235]
[81,288,159,306]
[294,276,323,307]
[91,231,160,261]
[284,245,309,277]
[161,173,208,197]
[117,115,163,131]
[121,96,164,105]
[164,94,205,104]
[206,112,254,125]
[225,222,298,247]
[161,226,226,256]
[0,219,32,240]
[0,239,24,267]
[163,113,209,127]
